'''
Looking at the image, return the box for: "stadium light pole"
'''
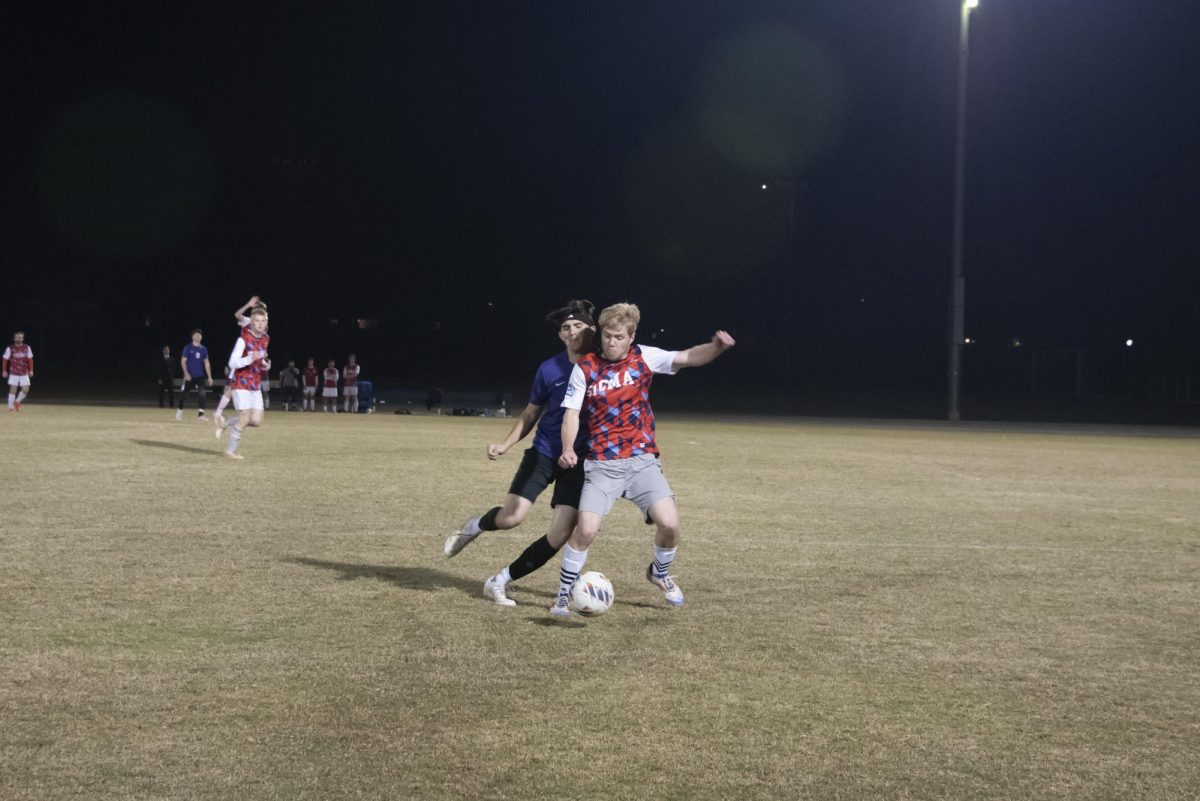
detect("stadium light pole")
[947,0,978,421]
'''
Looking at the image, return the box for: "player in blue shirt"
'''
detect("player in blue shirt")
[443,300,596,607]
[175,328,213,421]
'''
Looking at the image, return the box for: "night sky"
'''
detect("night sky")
[5,1,1199,409]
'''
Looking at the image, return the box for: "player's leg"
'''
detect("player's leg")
[225,391,255,458]
[446,447,550,558]
[629,456,684,607]
[7,383,16,411]
[482,456,584,603]
[16,380,29,408]
[196,384,209,419]
[176,379,192,419]
[483,502,576,606]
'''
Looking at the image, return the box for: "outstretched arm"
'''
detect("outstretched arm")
[234,296,260,321]
[487,403,543,460]
[671,330,736,370]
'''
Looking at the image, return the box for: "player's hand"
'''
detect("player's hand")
[559,450,578,469]
[206,378,213,386]
[261,360,272,371]
[249,295,260,307]
[713,330,736,350]
[2,371,7,378]
[487,442,509,460]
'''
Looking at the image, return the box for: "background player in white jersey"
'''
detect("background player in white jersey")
[322,360,339,413]
[3,331,34,412]
[214,296,262,435]
[342,354,360,413]
[224,306,270,460]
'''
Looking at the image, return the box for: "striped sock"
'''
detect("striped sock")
[651,546,677,579]
[556,544,588,598]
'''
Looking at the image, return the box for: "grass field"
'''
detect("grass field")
[2,405,1198,800]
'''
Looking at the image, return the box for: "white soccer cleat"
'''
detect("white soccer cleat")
[175,409,183,421]
[548,594,572,618]
[443,522,480,559]
[223,451,244,460]
[483,575,516,607]
[646,564,685,607]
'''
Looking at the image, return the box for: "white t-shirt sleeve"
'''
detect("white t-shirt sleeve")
[2,347,10,360]
[227,338,251,370]
[238,315,250,328]
[639,345,680,375]
[560,364,586,411]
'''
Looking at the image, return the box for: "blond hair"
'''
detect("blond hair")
[598,302,640,335]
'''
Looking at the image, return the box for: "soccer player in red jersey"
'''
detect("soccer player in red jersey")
[3,331,34,411]
[301,358,319,411]
[342,354,360,413]
[223,306,270,460]
[549,302,735,617]
[321,360,339,413]
[215,296,262,434]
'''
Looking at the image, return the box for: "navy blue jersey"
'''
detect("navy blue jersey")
[181,343,209,378]
[529,351,584,459]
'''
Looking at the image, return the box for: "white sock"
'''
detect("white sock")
[556,544,588,598]
[17,390,27,403]
[652,546,677,579]
[497,566,512,584]
[7,395,13,409]
[226,424,243,454]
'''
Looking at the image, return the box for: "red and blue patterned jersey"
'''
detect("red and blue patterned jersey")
[563,344,677,460]
[3,344,33,376]
[230,330,270,392]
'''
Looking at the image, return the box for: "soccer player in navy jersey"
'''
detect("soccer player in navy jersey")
[549,302,735,618]
[176,329,213,421]
[443,300,596,607]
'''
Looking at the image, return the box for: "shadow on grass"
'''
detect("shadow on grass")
[132,439,220,457]
[286,556,482,597]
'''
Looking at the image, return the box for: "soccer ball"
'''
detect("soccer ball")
[569,571,615,617]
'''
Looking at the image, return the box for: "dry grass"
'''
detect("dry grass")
[1,406,1198,800]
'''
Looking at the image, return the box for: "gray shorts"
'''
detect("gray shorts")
[579,454,674,519]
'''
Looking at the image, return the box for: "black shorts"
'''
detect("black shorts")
[507,447,585,508]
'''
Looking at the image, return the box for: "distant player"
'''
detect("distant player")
[278,361,301,411]
[156,345,177,408]
[215,296,262,433]
[549,302,735,618]
[223,306,271,460]
[176,329,213,421]
[302,358,319,411]
[443,300,596,607]
[3,331,34,412]
[322,360,339,413]
[342,354,360,413]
